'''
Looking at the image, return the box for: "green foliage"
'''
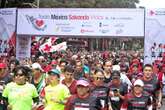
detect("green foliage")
[4,0,139,8]
[39,0,139,8]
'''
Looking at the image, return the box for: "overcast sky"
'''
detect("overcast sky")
[137,0,165,8]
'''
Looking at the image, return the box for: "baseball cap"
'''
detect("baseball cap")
[112,65,120,71]
[0,63,6,69]
[51,61,58,65]
[111,70,120,79]
[31,63,43,71]
[39,56,45,59]
[48,69,60,78]
[134,79,144,87]
[76,79,90,87]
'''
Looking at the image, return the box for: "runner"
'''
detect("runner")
[121,79,152,110]
[2,66,39,110]
[65,78,102,110]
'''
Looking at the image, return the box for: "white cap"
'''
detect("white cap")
[134,79,144,87]
[31,63,43,71]
[112,65,120,71]
[72,55,78,60]
[39,56,45,59]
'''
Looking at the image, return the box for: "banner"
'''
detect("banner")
[0,8,16,56]
[144,9,165,64]
[17,8,144,37]
[16,36,31,60]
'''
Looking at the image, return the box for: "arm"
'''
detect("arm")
[120,95,128,110]
[156,89,162,109]
[64,96,74,110]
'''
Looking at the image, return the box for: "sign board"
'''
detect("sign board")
[17,8,144,37]
[0,8,16,56]
[144,9,165,64]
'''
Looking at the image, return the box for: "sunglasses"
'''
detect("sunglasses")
[15,73,24,77]
[96,77,105,80]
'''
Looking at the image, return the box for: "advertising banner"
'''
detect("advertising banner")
[144,9,165,64]
[0,8,16,56]
[17,8,144,37]
[16,36,31,60]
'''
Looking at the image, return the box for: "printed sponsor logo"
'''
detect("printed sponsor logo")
[0,10,14,15]
[90,16,104,20]
[149,10,165,16]
[99,29,109,34]
[55,26,74,32]
[26,15,47,31]
[116,29,123,35]
[99,22,109,27]
[80,29,94,33]
[114,23,124,28]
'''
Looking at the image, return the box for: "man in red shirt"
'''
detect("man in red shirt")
[62,65,77,95]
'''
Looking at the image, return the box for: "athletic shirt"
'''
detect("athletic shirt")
[142,76,160,97]
[129,72,139,83]
[122,92,151,110]
[61,80,77,95]
[65,94,101,110]
[90,84,110,110]
[109,82,128,110]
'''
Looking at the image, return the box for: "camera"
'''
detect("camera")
[113,89,119,93]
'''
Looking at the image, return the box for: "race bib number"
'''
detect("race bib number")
[111,96,120,101]
[74,107,89,110]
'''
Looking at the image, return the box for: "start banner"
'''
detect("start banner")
[17,8,144,37]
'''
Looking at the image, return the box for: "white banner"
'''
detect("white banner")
[16,36,31,60]
[144,9,165,64]
[0,8,16,56]
[17,8,144,37]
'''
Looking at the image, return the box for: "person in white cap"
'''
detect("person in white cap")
[31,63,46,95]
[121,79,152,110]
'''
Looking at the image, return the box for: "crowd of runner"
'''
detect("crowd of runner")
[0,46,165,110]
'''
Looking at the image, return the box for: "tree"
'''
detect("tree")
[4,0,35,8]
[1,0,6,7]
[39,0,139,8]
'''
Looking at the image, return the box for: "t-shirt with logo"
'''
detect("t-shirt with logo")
[90,83,110,110]
[121,91,152,110]
[44,84,70,110]
[2,82,38,110]
[65,94,102,110]
[142,76,161,97]
[109,82,128,110]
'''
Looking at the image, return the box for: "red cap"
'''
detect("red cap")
[51,61,58,65]
[0,63,7,69]
[44,65,52,72]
